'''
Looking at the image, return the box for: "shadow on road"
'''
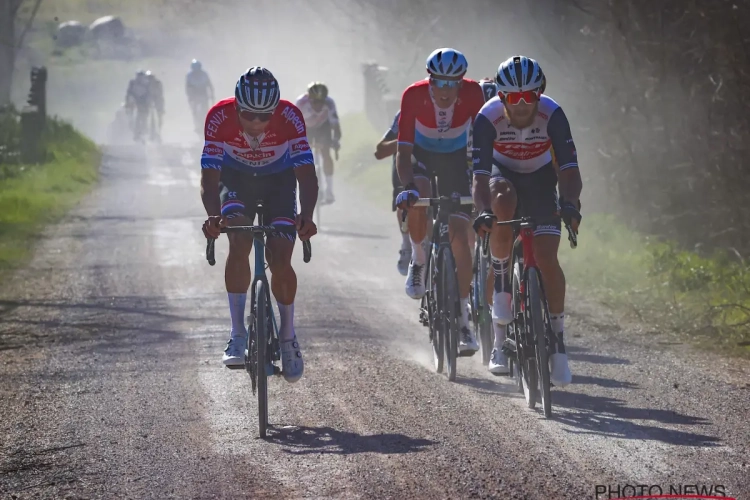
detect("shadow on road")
[266,425,437,455]
[553,390,720,447]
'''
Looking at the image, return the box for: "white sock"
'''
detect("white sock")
[550,312,565,354]
[460,297,470,328]
[228,292,247,337]
[493,321,506,348]
[326,175,334,193]
[550,313,564,336]
[400,230,411,250]
[410,236,426,265]
[278,302,295,342]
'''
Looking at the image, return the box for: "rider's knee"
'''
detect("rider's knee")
[227,234,253,256]
[490,178,516,217]
[266,238,294,272]
[534,240,562,274]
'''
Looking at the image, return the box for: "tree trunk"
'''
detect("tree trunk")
[0,0,17,106]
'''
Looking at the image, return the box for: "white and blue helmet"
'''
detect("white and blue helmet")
[495,56,546,93]
[235,66,280,113]
[426,48,468,78]
[191,59,201,71]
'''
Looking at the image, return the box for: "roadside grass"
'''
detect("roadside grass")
[338,112,750,358]
[0,117,100,273]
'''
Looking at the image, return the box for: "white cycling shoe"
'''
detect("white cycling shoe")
[458,327,479,354]
[222,336,246,366]
[405,261,427,299]
[488,347,509,375]
[492,291,513,325]
[281,336,304,383]
[550,352,572,387]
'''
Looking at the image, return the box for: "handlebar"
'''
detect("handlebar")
[489,215,578,250]
[205,225,312,266]
[411,196,474,208]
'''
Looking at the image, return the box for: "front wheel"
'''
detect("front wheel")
[473,239,493,366]
[441,250,459,382]
[254,280,269,437]
[528,267,552,418]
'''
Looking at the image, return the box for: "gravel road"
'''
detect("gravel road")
[1,144,748,499]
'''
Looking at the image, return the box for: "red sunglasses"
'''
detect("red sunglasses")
[237,108,273,122]
[502,89,542,105]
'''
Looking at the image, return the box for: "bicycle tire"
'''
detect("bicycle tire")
[425,254,443,373]
[441,250,459,382]
[516,262,538,408]
[254,280,269,438]
[528,267,552,417]
[474,240,493,366]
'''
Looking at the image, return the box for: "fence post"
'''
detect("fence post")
[20,66,47,163]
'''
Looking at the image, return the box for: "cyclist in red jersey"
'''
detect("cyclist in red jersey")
[395,48,486,355]
[201,67,318,383]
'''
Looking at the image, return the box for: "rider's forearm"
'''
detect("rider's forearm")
[375,139,398,159]
[472,175,492,213]
[332,123,341,141]
[296,167,318,219]
[558,168,582,204]
[200,175,221,217]
[396,147,415,187]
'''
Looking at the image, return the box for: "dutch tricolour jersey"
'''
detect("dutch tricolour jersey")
[201,97,314,176]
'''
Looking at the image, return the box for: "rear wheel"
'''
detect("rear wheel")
[528,267,552,418]
[441,250,459,382]
[254,280,269,437]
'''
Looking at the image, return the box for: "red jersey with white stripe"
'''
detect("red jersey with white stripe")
[201,97,314,176]
[397,79,485,154]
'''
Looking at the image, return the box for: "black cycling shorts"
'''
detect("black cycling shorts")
[219,167,297,239]
[308,121,332,150]
[413,147,472,220]
[490,162,560,237]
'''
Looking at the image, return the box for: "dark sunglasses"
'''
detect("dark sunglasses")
[429,77,461,89]
[237,108,273,122]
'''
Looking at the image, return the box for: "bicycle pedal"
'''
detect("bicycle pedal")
[272,365,282,376]
[224,364,245,370]
[458,349,477,358]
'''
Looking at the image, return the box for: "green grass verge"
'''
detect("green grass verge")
[338,112,750,358]
[0,118,100,272]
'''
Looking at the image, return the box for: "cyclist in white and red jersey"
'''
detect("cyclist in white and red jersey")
[201,67,318,383]
[473,56,582,385]
[296,82,341,203]
[395,48,486,355]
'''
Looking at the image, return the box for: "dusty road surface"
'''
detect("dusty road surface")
[1,145,748,499]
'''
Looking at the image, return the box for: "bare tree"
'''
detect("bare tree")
[0,0,43,106]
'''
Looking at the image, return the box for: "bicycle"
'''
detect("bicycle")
[205,202,312,437]
[412,194,474,382]
[470,232,493,366]
[491,215,576,417]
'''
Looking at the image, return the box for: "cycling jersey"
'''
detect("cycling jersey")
[186,69,213,100]
[472,94,578,176]
[201,97,314,176]
[397,78,485,154]
[126,78,150,108]
[295,94,339,129]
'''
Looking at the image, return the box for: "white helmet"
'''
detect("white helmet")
[235,66,280,113]
[495,56,546,93]
[426,48,467,78]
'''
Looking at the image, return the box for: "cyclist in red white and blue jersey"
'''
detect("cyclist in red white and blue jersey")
[200,67,318,383]
[472,56,582,384]
[395,48,486,355]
